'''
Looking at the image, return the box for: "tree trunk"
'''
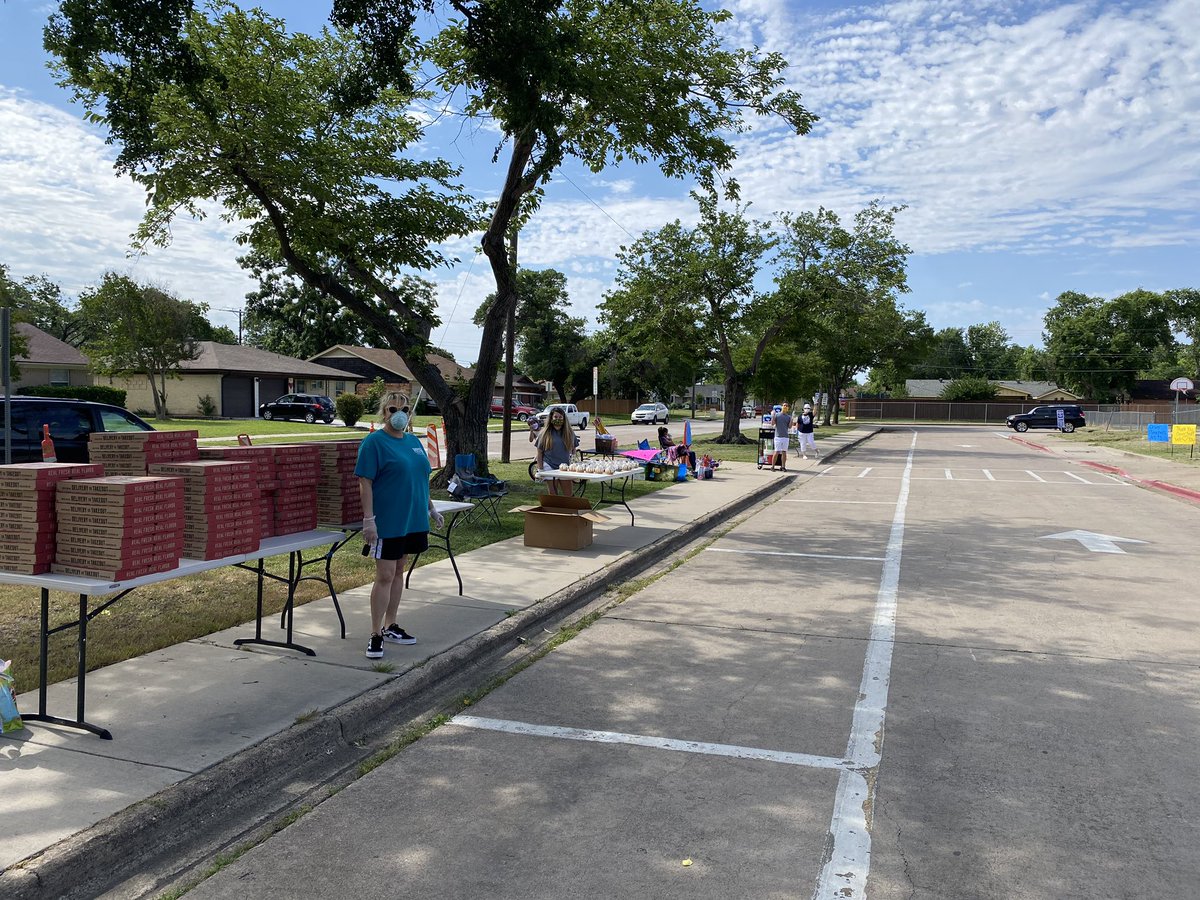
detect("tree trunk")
[437,401,488,487]
[148,368,167,419]
[715,376,749,443]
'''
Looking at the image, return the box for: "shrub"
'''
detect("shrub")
[363,377,386,414]
[335,392,365,426]
[18,384,128,407]
[197,394,217,417]
[939,376,998,401]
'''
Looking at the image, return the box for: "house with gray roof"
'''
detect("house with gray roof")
[11,322,90,390]
[96,341,361,418]
[905,379,1081,401]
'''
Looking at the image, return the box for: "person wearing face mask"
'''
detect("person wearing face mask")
[797,403,819,459]
[354,391,444,660]
[535,407,579,496]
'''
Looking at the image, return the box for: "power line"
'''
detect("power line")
[558,172,638,241]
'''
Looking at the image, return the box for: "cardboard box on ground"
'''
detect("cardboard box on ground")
[510,494,610,551]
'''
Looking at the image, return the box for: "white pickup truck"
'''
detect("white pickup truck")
[534,403,589,430]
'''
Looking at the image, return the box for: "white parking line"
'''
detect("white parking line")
[944,468,953,480]
[1025,470,1047,482]
[451,715,851,770]
[1064,471,1091,483]
[812,432,914,900]
[707,548,886,562]
[858,467,872,478]
[983,469,996,481]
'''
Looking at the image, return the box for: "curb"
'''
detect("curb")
[2,436,882,900]
[1008,434,1200,505]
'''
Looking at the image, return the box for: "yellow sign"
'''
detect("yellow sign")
[1171,424,1197,445]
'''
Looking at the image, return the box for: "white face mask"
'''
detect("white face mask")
[389,410,409,431]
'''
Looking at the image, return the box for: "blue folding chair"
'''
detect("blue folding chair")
[447,453,508,525]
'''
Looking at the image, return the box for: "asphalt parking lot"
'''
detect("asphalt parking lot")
[177,425,1200,899]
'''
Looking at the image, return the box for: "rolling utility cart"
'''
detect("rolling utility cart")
[756,427,775,470]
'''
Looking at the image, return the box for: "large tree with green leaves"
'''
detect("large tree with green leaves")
[911,327,972,380]
[48,0,812,472]
[78,274,209,418]
[0,267,85,347]
[602,194,778,441]
[1043,289,1173,401]
[1165,288,1200,381]
[47,2,478,457]
[780,202,917,425]
[965,322,1020,379]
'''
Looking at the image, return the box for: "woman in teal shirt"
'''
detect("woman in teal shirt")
[355,392,443,660]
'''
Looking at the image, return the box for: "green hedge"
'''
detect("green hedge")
[18,384,128,407]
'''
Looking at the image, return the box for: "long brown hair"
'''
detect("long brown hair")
[537,409,575,451]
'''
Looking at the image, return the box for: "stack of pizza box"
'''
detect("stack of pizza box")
[88,431,200,475]
[316,440,363,525]
[197,446,279,540]
[53,476,184,580]
[269,444,320,535]
[0,462,105,574]
[148,460,260,560]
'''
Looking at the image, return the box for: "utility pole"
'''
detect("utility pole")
[500,229,518,464]
[218,307,244,343]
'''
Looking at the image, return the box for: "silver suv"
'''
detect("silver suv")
[630,402,669,424]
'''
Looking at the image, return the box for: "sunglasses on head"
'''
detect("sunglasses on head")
[387,406,410,414]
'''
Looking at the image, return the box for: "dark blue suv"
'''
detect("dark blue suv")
[1,397,154,463]
[1006,405,1086,433]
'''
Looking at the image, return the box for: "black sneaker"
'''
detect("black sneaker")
[382,623,417,645]
[365,633,384,659]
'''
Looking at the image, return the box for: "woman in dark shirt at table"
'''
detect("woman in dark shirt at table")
[535,407,579,495]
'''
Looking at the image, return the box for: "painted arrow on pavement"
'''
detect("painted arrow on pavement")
[1041,530,1147,554]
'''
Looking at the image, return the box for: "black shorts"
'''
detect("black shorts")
[362,532,429,560]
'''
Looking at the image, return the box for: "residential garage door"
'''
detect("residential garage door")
[221,376,255,418]
[256,377,289,412]
[221,376,289,418]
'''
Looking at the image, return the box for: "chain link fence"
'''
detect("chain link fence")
[1087,406,1200,431]
[848,400,1200,430]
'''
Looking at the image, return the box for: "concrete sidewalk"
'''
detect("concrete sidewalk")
[0,426,876,895]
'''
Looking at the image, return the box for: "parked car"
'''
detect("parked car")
[630,402,669,425]
[534,403,589,430]
[490,397,538,422]
[0,397,154,463]
[1005,404,1086,433]
[259,393,335,424]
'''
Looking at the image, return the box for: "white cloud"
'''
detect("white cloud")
[0,88,258,329]
[725,0,1200,255]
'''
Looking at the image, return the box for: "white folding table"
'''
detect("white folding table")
[0,529,343,740]
[534,468,645,525]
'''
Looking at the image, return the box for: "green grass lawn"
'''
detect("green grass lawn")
[0,460,672,696]
[1058,426,1200,466]
[152,418,365,440]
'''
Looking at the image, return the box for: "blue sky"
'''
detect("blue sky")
[1,0,1197,364]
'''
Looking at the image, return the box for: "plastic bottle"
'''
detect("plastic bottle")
[41,424,56,462]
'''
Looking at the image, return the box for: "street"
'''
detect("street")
[185,426,1200,899]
